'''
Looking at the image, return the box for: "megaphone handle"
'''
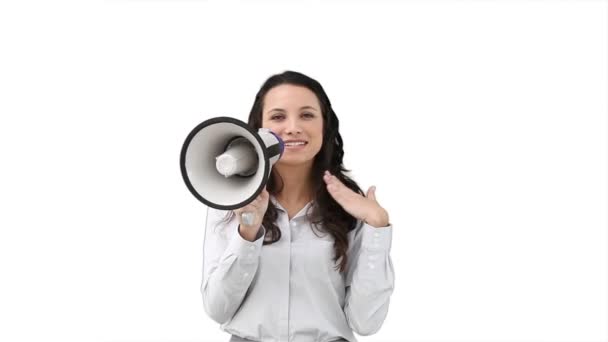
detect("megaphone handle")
[241,212,256,226]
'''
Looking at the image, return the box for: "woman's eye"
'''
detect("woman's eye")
[270,113,313,120]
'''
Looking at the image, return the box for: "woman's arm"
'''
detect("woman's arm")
[201,207,265,324]
[343,221,395,335]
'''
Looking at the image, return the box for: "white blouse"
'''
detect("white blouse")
[201,195,395,342]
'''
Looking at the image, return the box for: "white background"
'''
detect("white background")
[0,0,606,341]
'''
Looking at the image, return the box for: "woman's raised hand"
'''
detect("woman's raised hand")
[323,171,389,228]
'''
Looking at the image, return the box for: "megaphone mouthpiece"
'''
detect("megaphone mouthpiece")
[215,138,258,177]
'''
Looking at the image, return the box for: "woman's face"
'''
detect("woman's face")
[261,84,324,167]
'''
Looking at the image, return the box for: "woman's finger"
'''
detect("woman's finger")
[236,202,256,214]
[323,171,334,184]
[331,175,344,188]
[366,186,377,201]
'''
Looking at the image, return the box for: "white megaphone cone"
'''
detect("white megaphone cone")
[180,117,284,226]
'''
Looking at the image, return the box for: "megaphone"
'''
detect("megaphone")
[180,117,284,224]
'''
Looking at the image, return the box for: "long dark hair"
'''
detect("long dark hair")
[227,70,363,273]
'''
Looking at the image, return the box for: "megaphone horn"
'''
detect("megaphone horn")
[180,117,284,220]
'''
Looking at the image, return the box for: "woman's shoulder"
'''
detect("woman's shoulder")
[206,207,237,235]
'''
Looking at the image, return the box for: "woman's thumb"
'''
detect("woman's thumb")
[366,186,377,201]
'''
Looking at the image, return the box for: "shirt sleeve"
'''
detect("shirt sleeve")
[343,220,395,336]
[200,207,266,324]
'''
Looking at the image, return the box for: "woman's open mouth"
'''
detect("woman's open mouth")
[284,140,308,150]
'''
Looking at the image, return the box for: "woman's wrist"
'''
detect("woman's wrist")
[365,219,389,228]
[238,224,262,242]
[364,209,389,228]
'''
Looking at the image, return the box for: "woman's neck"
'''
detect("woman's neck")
[273,163,314,205]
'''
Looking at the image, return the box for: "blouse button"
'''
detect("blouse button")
[290,221,297,227]
[368,262,375,269]
[249,245,255,251]
[243,272,249,278]
[374,231,380,238]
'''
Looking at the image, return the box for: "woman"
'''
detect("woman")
[201,71,394,342]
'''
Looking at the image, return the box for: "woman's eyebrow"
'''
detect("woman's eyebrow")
[267,106,318,113]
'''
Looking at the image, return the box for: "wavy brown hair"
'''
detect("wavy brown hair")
[225,70,364,273]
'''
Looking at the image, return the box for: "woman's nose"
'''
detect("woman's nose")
[285,118,301,134]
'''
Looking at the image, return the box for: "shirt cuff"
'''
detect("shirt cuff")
[360,222,392,253]
[224,225,266,266]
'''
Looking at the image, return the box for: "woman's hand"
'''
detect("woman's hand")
[323,170,390,228]
[234,187,270,241]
